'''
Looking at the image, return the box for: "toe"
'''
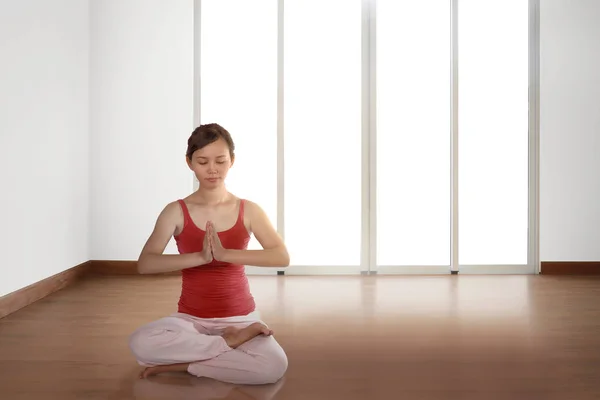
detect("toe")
[262,328,273,336]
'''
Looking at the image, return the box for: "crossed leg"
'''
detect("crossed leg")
[128,314,288,385]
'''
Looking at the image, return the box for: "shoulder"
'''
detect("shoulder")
[242,199,267,222]
[157,200,185,222]
[241,199,276,229]
[241,199,266,217]
[239,199,282,246]
[164,200,184,213]
[155,200,186,236]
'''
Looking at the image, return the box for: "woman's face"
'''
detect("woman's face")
[187,138,234,188]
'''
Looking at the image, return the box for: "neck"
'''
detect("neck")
[195,186,229,205]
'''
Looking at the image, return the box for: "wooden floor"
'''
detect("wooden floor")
[1,274,599,400]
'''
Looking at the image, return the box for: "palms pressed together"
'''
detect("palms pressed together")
[201,221,226,264]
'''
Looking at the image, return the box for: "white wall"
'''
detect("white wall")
[0,0,90,297]
[0,1,90,297]
[539,0,600,262]
[90,0,195,260]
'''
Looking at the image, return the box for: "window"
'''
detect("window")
[199,0,278,252]
[196,0,536,273]
[283,0,362,266]
[376,0,451,266]
[458,0,530,265]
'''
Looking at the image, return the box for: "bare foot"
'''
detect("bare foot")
[139,363,191,379]
[222,322,273,348]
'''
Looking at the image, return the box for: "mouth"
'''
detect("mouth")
[206,177,219,182]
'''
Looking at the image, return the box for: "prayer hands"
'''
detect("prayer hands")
[206,221,226,261]
[200,222,214,264]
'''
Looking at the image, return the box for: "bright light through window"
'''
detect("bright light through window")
[200,0,278,251]
[376,0,451,266]
[458,0,529,265]
[198,0,531,270]
[284,0,362,266]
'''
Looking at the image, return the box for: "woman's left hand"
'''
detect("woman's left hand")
[207,221,227,261]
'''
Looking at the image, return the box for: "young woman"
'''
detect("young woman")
[128,123,290,385]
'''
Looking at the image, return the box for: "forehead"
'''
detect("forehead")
[194,138,230,157]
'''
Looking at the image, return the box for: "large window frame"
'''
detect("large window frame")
[192,0,541,276]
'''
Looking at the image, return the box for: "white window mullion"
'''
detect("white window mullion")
[362,0,375,274]
[528,0,541,274]
[368,0,377,275]
[193,0,202,191]
[277,0,285,240]
[450,0,459,273]
[276,0,285,274]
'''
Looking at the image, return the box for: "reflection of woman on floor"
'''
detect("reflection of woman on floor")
[128,123,290,385]
[133,374,286,400]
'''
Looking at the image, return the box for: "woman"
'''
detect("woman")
[128,123,290,385]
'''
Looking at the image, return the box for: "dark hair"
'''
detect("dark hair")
[186,123,235,160]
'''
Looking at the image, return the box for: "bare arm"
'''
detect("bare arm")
[219,201,290,267]
[137,202,208,274]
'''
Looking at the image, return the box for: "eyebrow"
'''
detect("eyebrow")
[196,155,227,159]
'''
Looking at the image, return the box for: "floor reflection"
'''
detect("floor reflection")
[132,374,286,400]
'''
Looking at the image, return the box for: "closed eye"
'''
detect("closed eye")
[198,161,226,165]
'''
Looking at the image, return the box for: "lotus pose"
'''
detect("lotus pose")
[128,123,290,385]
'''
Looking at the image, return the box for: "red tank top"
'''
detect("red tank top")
[174,199,256,318]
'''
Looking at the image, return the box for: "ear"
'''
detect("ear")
[186,156,193,170]
[230,154,235,168]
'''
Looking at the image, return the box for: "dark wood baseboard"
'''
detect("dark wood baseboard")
[0,261,91,319]
[89,260,180,276]
[541,261,600,275]
[91,260,600,276]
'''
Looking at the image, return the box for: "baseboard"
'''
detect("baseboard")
[89,260,180,276]
[0,261,91,319]
[91,260,600,276]
[541,261,600,275]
